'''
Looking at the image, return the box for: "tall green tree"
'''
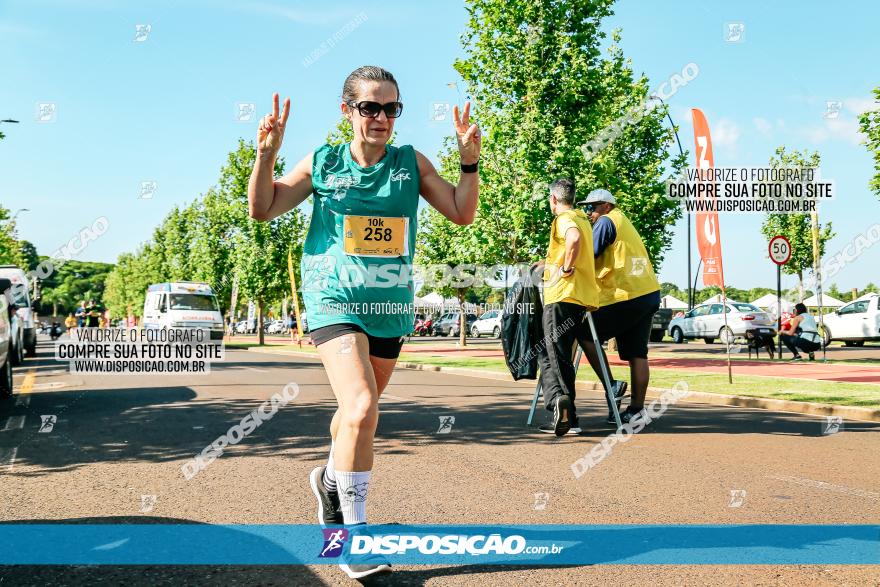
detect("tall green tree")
[859,86,880,199]
[449,0,685,270]
[0,206,26,267]
[37,259,114,316]
[18,240,39,271]
[220,139,305,345]
[760,147,834,301]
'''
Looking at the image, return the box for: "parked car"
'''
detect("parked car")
[5,297,23,366]
[668,301,776,344]
[432,312,479,337]
[0,278,15,396]
[265,319,286,334]
[650,308,673,342]
[471,310,502,338]
[822,294,880,347]
[0,266,36,357]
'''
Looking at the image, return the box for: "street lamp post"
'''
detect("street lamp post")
[11,208,30,221]
[649,95,692,309]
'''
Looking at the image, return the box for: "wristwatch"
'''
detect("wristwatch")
[460,161,479,173]
[561,266,574,275]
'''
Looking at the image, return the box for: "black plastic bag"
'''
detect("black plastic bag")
[501,267,544,380]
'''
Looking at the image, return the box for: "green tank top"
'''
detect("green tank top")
[302,142,420,337]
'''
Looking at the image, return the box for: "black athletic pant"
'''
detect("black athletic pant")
[539,301,587,421]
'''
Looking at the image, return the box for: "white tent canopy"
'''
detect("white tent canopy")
[661,294,688,309]
[803,293,846,308]
[750,293,794,311]
[420,292,445,305]
[418,292,460,308]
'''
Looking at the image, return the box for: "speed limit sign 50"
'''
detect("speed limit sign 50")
[769,235,792,265]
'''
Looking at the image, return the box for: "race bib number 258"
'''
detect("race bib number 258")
[343,215,409,258]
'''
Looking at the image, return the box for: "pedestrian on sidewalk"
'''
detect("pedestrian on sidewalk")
[534,178,601,437]
[247,66,480,580]
[779,303,821,361]
[578,189,661,425]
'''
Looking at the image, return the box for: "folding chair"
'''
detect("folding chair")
[526,311,623,430]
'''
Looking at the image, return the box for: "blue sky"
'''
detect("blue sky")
[1,0,878,295]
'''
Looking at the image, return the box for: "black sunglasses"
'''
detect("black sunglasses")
[583,204,596,213]
[347,100,403,119]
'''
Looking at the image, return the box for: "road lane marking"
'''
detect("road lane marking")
[0,447,18,471]
[19,369,36,394]
[2,415,26,431]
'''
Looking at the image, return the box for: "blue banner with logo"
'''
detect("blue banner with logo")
[0,524,877,565]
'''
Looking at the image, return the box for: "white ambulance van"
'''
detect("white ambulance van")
[142,282,224,340]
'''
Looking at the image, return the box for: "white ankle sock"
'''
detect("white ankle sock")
[336,470,371,525]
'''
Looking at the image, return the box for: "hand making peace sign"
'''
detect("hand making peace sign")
[453,102,481,165]
[257,92,291,156]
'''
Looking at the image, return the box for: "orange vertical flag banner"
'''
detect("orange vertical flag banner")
[691,108,725,291]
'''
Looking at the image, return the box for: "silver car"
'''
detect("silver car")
[0,278,15,395]
[668,302,776,344]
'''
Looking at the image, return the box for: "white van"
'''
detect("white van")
[0,265,37,357]
[143,282,224,340]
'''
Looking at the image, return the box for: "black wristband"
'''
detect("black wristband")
[460,161,479,173]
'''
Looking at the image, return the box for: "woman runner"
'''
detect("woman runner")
[247,66,480,579]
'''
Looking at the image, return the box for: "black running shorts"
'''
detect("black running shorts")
[309,322,404,360]
[583,290,661,361]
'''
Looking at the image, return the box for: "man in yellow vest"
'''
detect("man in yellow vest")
[577,189,661,425]
[535,179,602,436]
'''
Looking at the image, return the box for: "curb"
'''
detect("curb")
[244,346,880,423]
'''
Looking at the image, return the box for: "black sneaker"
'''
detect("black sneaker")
[606,380,628,423]
[608,407,645,426]
[539,422,582,435]
[310,466,343,526]
[552,395,572,437]
[808,352,815,361]
[790,355,803,362]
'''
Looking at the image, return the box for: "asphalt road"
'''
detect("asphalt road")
[1,337,878,586]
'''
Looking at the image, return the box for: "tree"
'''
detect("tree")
[219,139,305,345]
[0,206,26,267]
[104,137,305,339]
[18,241,39,271]
[37,259,114,316]
[449,0,685,271]
[326,116,354,146]
[760,147,834,301]
[859,86,880,199]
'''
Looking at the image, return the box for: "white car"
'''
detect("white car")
[266,319,286,334]
[668,301,776,344]
[470,309,502,338]
[821,294,880,347]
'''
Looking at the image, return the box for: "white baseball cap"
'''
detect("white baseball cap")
[578,189,616,206]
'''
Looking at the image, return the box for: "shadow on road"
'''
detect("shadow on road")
[1,342,877,476]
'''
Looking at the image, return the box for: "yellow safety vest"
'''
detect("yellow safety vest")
[594,208,660,306]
